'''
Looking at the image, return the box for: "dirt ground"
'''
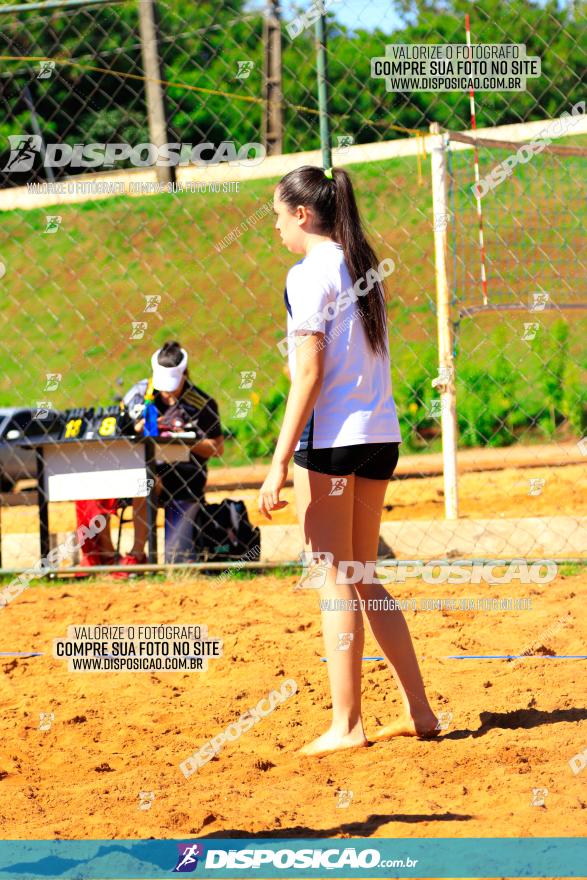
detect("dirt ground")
[1,566,586,845]
[4,462,587,535]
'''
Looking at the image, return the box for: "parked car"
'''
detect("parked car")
[0,407,64,491]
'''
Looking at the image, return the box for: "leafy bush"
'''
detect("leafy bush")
[224,322,586,460]
[226,372,289,462]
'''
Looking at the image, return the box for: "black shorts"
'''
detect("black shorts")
[293,441,400,480]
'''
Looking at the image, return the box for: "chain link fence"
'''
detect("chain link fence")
[0,0,585,573]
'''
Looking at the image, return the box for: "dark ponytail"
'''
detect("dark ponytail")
[157,339,190,381]
[276,165,388,358]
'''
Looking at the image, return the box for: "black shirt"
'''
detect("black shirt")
[123,377,222,501]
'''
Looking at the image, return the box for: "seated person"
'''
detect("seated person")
[75,498,120,570]
[116,340,224,574]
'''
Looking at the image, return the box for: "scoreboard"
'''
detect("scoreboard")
[60,405,135,442]
[0,403,193,564]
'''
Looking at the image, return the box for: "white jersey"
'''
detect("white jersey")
[284,240,402,451]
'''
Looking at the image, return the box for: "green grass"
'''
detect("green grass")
[1,139,585,465]
[2,561,586,589]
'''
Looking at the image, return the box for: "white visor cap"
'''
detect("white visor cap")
[151,347,188,392]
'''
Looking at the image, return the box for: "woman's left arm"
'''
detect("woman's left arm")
[258,333,324,518]
[273,332,324,465]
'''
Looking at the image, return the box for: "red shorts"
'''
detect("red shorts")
[75,499,118,565]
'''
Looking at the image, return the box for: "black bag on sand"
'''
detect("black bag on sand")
[195,498,260,562]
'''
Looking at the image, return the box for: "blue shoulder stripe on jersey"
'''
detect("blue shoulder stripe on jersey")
[284,286,292,318]
[285,282,314,451]
[298,409,314,451]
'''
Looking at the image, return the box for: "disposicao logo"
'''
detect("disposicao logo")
[3,136,266,171]
[173,842,205,872]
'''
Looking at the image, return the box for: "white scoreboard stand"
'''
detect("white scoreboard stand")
[35,435,191,565]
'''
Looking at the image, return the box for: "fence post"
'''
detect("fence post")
[22,83,55,183]
[262,0,283,155]
[315,10,331,169]
[138,0,174,185]
[429,122,459,519]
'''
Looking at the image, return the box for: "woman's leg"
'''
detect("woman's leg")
[352,475,439,737]
[95,515,117,563]
[129,495,148,558]
[128,477,163,558]
[293,462,367,756]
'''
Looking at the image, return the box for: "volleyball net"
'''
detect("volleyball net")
[445,128,587,316]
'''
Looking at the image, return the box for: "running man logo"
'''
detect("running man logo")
[236,61,254,79]
[429,398,449,418]
[144,295,161,313]
[435,710,453,731]
[136,478,155,495]
[138,790,155,810]
[336,788,354,808]
[130,321,148,340]
[3,135,42,172]
[44,215,62,234]
[531,787,548,806]
[528,478,545,496]
[529,291,550,312]
[34,401,53,420]
[295,551,334,589]
[173,842,205,872]
[336,134,354,153]
[522,322,539,341]
[337,632,354,651]
[433,211,452,231]
[37,61,56,79]
[39,711,55,731]
[239,370,256,389]
[233,400,252,418]
[44,373,62,391]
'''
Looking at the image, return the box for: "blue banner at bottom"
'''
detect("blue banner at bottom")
[0,838,584,879]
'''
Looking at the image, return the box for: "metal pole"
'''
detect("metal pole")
[465,14,489,305]
[138,0,174,185]
[22,83,55,183]
[262,0,283,155]
[429,122,459,519]
[315,10,331,169]
[144,437,158,564]
[35,446,51,560]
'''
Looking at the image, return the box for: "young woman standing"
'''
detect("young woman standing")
[258,165,439,756]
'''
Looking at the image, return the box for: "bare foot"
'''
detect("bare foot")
[298,727,368,757]
[372,712,441,741]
